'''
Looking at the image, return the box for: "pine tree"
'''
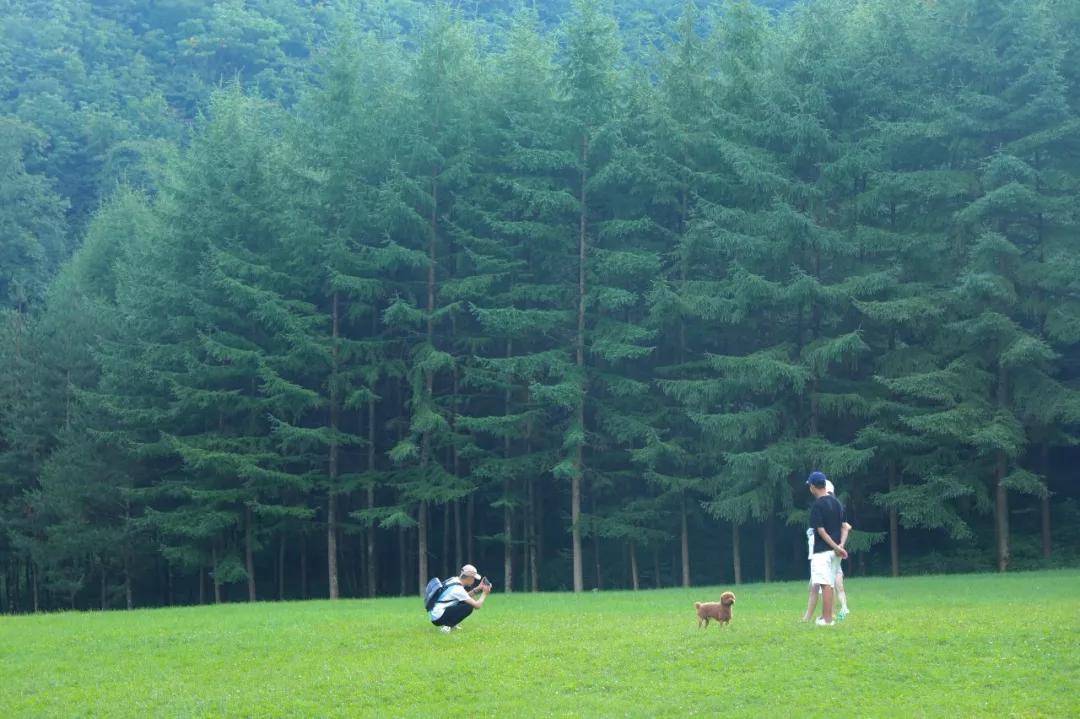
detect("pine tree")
[641,0,726,587]
[92,89,317,602]
[366,6,485,593]
[878,0,1080,571]
[0,118,69,311]
[556,0,627,593]
[283,28,404,600]
[452,11,572,592]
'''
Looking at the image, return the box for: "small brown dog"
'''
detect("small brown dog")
[695,591,736,628]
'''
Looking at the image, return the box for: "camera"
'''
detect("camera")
[479,576,493,589]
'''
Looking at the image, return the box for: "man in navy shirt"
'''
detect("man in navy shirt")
[802,478,851,622]
[806,471,848,626]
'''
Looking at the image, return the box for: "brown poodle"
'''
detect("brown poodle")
[695,591,736,628]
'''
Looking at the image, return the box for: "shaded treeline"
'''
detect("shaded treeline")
[2,0,1079,612]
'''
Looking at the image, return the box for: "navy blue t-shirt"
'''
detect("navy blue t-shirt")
[809,494,845,554]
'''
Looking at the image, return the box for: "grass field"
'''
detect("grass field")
[2,570,1078,718]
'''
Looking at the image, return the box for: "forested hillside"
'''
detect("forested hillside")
[2,0,1078,611]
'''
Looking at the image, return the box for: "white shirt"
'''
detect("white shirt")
[429,578,470,621]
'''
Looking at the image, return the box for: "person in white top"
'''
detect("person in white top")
[429,564,491,633]
[802,478,852,622]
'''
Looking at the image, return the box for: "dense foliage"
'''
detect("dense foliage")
[1,0,1078,611]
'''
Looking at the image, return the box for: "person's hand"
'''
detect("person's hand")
[481,582,491,595]
[835,547,848,559]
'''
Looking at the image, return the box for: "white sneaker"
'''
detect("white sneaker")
[815,618,835,627]
[838,608,849,620]
[439,626,452,633]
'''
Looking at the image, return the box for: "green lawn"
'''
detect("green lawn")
[2,570,1078,718]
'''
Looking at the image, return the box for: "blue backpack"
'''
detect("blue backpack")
[424,577,452,612]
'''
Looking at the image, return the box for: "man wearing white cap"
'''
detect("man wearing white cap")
[429,564,491,633]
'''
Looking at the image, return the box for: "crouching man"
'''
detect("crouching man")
[430,564,492,633]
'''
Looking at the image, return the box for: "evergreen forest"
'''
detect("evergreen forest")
[2,0,1079,612]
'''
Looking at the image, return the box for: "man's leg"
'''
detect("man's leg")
[433,602,474,629]
[836,571,849,614]
[821,584,834,623]
[803,580,819,621]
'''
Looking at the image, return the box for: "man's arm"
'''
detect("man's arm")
[816,527,849,558]
[463,585,491,609]
[840,521,852,548]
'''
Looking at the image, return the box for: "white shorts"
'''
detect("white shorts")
[810,551,840,587]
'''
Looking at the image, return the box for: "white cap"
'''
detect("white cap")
[825,479,835,495]
[460,564,481,579]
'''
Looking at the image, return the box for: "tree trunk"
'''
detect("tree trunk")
[504,489,513,594]
[11,559,20,613]
[417,171,439,596]
[398,526,407,596]
[503,348,514,593]
[629,543,639,591]
[572,133,589,595]
[417,486,429,594]
[300,533,308,600]
[732,523,742,586]
[1041,443,1051,559]
[763,512,774,583]
[653,548,661,589]
[889,461,900,577]
[245,506,257,601]
[528,478,539,592]
[995,364,1010,573]
[328,294,341,601]
[367,397,378,598]
[520,502,528,592]
[212,546,222,604]
[124,557,133,610]
[467,494,475,562]
[451,364,463,575]
[418,502,429,595]
[31,562,39,613]
[680,493,691,587]
[1041,494,1052,560]
[278,535,286,601]
[199,567,206,605]
[593,535,602,591]
[443,501,452,579]
[453,500,463,575]
[995,456,1009,573]
[572,443,584,591]
[327,493,339,600]
[124,501,133,609]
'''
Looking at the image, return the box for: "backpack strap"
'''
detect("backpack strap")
[429,578,459,610]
